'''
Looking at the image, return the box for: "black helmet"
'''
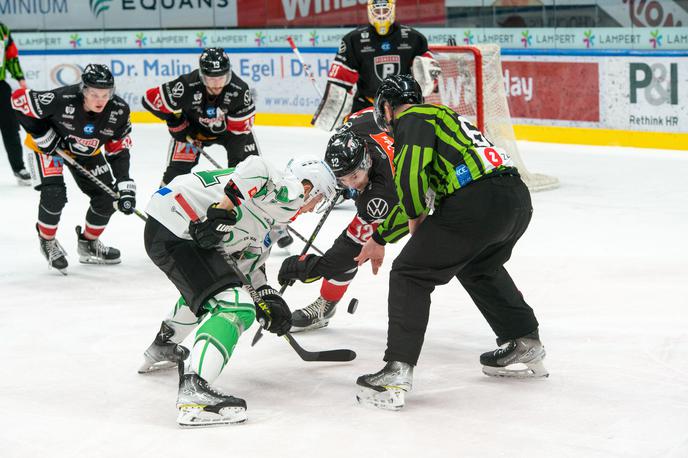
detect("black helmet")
[373,74,423,131]
[199,47,230,80]
[81,64,114,90]
[325,130,370,179]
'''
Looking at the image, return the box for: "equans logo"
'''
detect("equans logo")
[90,0,112,18]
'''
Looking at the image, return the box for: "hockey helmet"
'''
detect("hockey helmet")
[325,130,371,184]
[199,47,231,87]
[373,74,423,132]
[81,64,115,98]
[368,0,396,36]
[286,155,338,212]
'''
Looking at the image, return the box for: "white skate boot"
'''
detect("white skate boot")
[480,332,549,378]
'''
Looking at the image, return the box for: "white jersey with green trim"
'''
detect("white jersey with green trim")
[146,156,305,284]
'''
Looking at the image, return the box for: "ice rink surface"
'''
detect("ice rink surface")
[1,124,687,458]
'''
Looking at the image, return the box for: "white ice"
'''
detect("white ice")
[1,124,687,458]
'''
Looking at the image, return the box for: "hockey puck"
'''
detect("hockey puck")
[347,298,359,314]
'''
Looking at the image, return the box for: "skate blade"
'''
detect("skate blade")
[289,319,330,333]
[138,359,177,374]
[356,386,406,411]
[78,255,121,265]
[482,360,549,379]
[177,405,247,427]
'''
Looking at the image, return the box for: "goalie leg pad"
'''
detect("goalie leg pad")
[312,83,355,132]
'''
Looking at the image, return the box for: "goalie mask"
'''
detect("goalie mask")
[199,48,231,88]
[285,155,338,213]
[368,0,396,36]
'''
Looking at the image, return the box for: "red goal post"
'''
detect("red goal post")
[426,44,559,192]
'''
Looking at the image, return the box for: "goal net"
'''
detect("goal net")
[426,44,559,192]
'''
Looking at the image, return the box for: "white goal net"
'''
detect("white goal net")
[426,44,559,192]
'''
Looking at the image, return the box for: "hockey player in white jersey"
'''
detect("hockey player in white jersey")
[139,154,337,427]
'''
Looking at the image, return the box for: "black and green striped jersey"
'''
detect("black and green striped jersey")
[0,23,24,82]
[375,104,515,244]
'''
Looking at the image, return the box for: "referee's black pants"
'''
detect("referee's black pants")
[0,80,25,173]
[384,174,539,366]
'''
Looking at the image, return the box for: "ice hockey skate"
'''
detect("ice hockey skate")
[75,225,121,264]
[480,333,549,379]
[37,227,68,275]
[356,361,413,411]
[138,322,190,374]
[290,296,338,332]
[14,168,31,186]
[176,367,247,427]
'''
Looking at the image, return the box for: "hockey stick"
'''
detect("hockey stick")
[287,226,324,256]
[251,189,343,346]
[287,36,324,98]
[181,194,355,363]
[56,149,148,222]
[187,138,223,169]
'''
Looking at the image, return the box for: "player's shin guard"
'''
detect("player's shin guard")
[189,290,255,383]
[356,361,414,411]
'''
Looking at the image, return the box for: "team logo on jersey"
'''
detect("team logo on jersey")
[172,82,184,98]
[84,124,95,135]
[244,90,252,106]
[68,135,100,153]
[374,55,401,81]
[37,93,55,105]
[381,41,392,52]
[198,107,226,134]
[366,198,389,219]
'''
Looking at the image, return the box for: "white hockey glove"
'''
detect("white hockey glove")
[312,83,355,132]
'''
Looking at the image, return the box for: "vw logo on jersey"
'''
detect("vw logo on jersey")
[381,41,392,52]
[206,107,216,117]
[84,123,95,135]
[367,198,390,219]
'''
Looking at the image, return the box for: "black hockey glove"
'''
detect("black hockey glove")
[167,115,195,143]
[35,128,67,156]
[278,254,322,287]
[255,286,292,336]
[342,188,359,200]
[188,204,237,249]
[115,180,137,215]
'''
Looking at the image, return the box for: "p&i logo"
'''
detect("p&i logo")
[583,30,595,48]
[630,62,678,105]
[90,0,112,18]
[521,30,532,48]
[463,30,474,45]
[650,29,663,48]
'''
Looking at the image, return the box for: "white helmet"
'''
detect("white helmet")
[286,155,338,210]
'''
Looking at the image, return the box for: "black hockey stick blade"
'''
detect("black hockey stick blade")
[347,298,359,314]
[283,333,356,362]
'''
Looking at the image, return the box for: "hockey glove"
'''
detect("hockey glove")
[167,115,195,143]
[342,188,359,200]
[34,128,67,156]
[188,204,237,249]
[255,286,292,336]
[115,180,137,215]
[278,254,322,287]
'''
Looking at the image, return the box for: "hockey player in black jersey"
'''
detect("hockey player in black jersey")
[11,64,136,272]
[143,48,259,186]
[311,0,441,131]
[143,48,292,247]
[278,107,407,331]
